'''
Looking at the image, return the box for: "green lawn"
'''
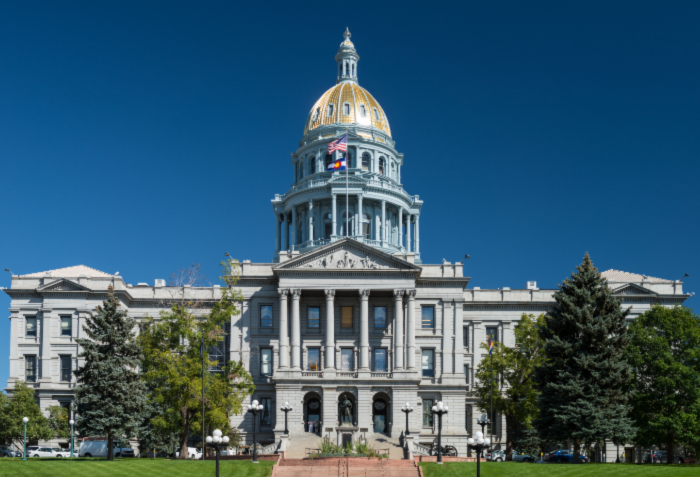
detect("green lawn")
[419,462,700,477]
[0,458,275,477]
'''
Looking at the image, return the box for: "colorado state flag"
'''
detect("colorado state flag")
[327,158,346,171]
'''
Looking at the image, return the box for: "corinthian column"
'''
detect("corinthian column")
[393,289,404,369]
[325,289,335,369]
[406,289,417,370]
[359,289,370,370]
[291,289,301,370]
[278,289,289,368]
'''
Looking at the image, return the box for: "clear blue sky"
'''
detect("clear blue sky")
[2,1,698,389]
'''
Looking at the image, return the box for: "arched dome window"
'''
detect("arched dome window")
[310,156,316,174]
[361,153,370,172]
[373,108,380,121]
[312,107,320,123]
[359,104,367,117]
[325,154,333,171]
[379,157,385,175]
[327,104,334,117]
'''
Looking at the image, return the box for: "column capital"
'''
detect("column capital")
[393,289,405,298]
[359,289,370,299]
[325,289,336,299]
[406,289,417,299]
[278,288,289,297]
[291,289,302,298]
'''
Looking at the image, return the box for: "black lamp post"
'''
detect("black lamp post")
[280,402,293,435]
[401,402,413,436]
[431,401,449,464]
[467,415,491,477]
[206,429,230,477]
[247,400,264,463]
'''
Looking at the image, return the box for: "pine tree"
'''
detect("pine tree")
[534,254,636,463]
[74,285,146,460]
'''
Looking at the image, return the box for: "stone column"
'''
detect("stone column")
[291,289,301,370]
[40,309,52,382]
[325,289,335,369]
[332,194,337,237]
[442,302,453,376]
[359,289,370,370]
[406,289,416,370]
[454,300,465,377]
[398,208,403,248]
[381,200,386,246]
[291,207,297,248]
[308,199,314,243]
[393,289,404,369]
[358,194,363,238]
[275,214,281,254]
[282,213,287,251]
[278,289,289,368]
[407,215,412,252]
[415,215,420,253]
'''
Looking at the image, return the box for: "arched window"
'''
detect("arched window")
[379,157,385,175]
[325,154,333,171]
[312,107,320,123]
[343,103,350,116]
[310,156,316,174]
[352,64,355,77]
[373,108,380,121]
[391,162,395,179]
[362,213,370,237]
[327,104,334,117]
[362,153,370,172]
[359,104,367,117]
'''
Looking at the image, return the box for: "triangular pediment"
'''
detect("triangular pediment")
[275,238,421,272]
[37,278,91,293]
[612,283,657,296]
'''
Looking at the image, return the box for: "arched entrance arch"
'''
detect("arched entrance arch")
[372,392,391,435]
[338,391,357,427]
[303,391,322,434]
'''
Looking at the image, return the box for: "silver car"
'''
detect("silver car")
[512,452,535,462]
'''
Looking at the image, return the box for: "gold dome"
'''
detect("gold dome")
[303,82,392,137]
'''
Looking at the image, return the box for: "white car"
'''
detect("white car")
[175,447,203,459]
[26,446,68,458]
[79,440,135,458]
[488,450,506,462]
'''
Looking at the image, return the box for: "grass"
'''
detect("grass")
[0,457,275,477]
[418,462,700,477]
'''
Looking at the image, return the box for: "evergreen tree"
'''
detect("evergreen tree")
[74,285,146,460]
[534,254,635,463]
[626,305,700,464]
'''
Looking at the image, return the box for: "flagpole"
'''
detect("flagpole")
[490,345,494,447]
[345,127,349,238]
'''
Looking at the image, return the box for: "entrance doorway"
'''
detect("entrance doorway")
[305,397,321,434]
[373,398,388,434]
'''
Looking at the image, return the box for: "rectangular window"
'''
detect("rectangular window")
[422,399,434,427]
[421,349,434,378]
[421,306,435,329]
[25,356,37,383]
[26,317,37,337]
[464,365,470,384]
[373,348,387,372]
[341,349,354,371]
[463,327,469,349]
[60,356,72,382]
[466,406,473,435]
[61,316,72,337]
[374,307,386,329]
[308,348,320,371]
[486,326,499,344]
[341,306,353,329]
[327,104,334,117]
[308,307,320,329]
[260,398,271,426]
[260,348,272,376]
[343,103,350,116]
[359,104,367,117]
[260,305,273,328]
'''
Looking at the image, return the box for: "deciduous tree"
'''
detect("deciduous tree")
[0,381,52,451]
[534,254,636,463]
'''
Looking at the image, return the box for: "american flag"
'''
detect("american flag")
[328,133,348,153]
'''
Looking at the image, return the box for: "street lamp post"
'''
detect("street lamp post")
[401,403,413,436]
[246,400,264,463]
[467,415,492,477]
[280,402,293,435]
[22,417,28,461]
[431,401,449,464]
[69,420,75,458]
[205,429,230,477]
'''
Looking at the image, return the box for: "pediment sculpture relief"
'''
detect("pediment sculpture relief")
[299,250,392,270]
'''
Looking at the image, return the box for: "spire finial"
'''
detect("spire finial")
[344,27,351,41]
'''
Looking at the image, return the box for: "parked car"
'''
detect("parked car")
[0,445,22,457]
[512,452,535,462]
[26,446,68,458]
[175,447,202,459]
[680,456,696,464]
[549,449,589,463]
[79,440,135,458]
[488,450,505,462]
[643,450,681,464]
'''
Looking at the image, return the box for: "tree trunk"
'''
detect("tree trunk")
[667,431,674,465]
[505,414,514,461]
[573,437,581,464]
[107,429,114,461]
[179,406,190,459]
